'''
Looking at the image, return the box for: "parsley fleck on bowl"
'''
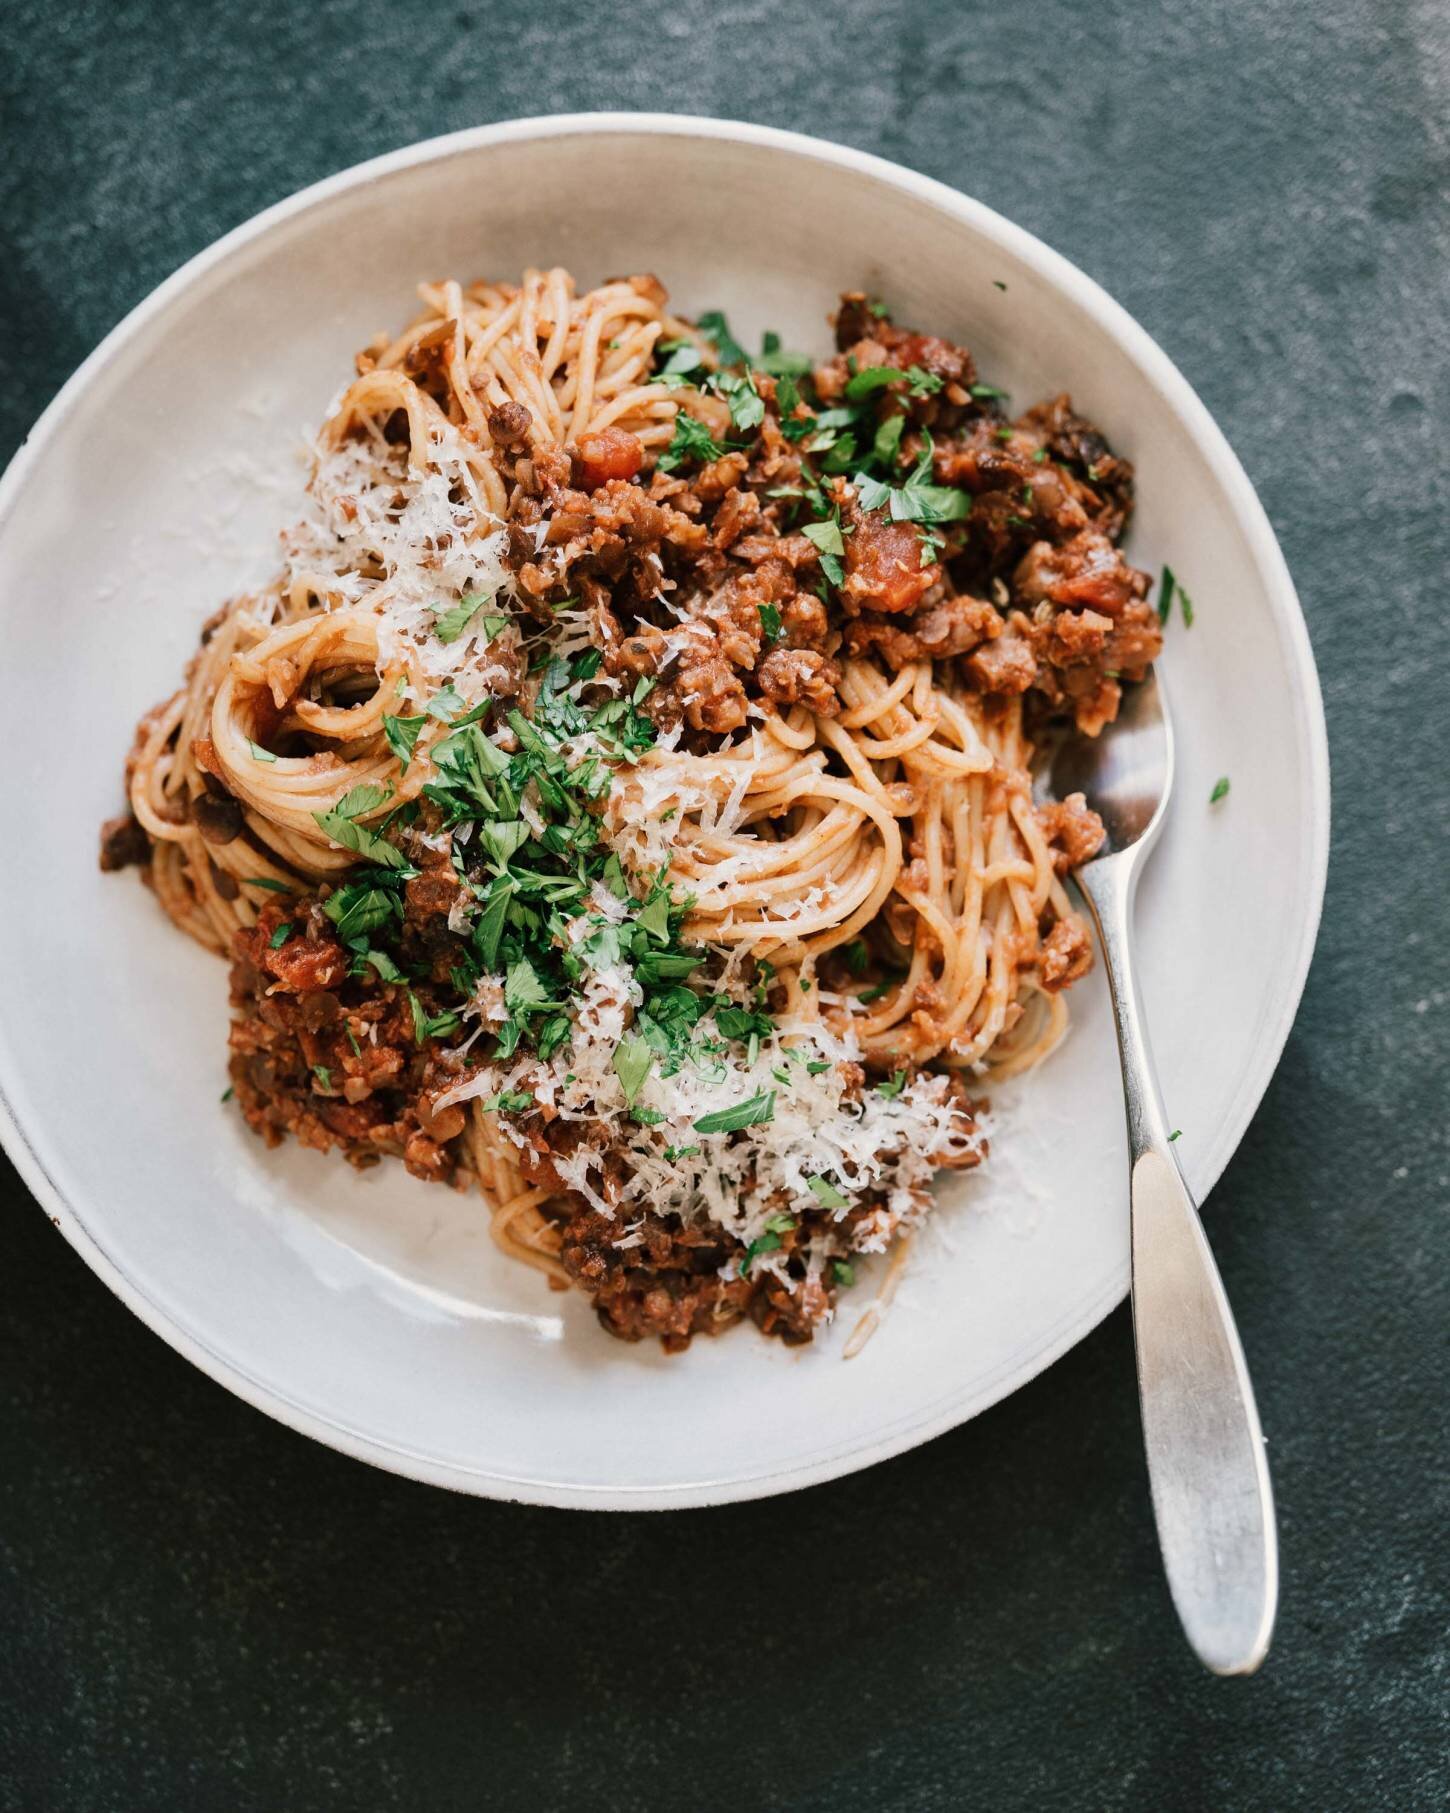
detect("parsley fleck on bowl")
[0,116,1327,1506]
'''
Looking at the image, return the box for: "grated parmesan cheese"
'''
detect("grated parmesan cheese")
[440,968,983,1283]
[281,428,515,702]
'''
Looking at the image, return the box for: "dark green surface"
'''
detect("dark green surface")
[2,3,1447,1808]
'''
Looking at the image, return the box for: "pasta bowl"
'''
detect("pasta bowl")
[0,115,1328,1506]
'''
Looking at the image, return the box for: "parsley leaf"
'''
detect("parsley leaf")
[695,309,749,370]
[807,1175,849,1209]
[634,890,673,944]
[434,593,492,644]
[758,603,784,645]
[854,471,892,513]
[740,1212,797,1276]
[410,998,461,1042]
[503,956,552,1015]
[268,922,293,948]
[740,1232,781,1275]
[482,1089,535,1114]
[1159,566,1178,625]
[658,411,727,473]
[871,412,906,468]
[323,878,402,942]
[801,517,845,559]
[716,370,765,433]
[758,330,812,378]
[694,1090,776,1135]
[650,340,704,386]
[425,685,466,723]
[612,1034,654,1106]
[383,713,426,772]
[246,739,277,764]
[712,1004,773,1041]
[876,1069,908,1099]
[313,785,411,871]
[1209,776,1230,804]
[844,365,907,400]
[801,515,847,584]
[890,436,971,524]
[478,819,530,867]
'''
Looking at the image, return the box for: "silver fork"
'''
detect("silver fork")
[1043,669,1278,1674]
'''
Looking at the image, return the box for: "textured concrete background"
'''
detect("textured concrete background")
[2,2,1447,1808]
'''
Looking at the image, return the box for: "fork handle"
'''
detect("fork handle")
[1077,859,1278,1675]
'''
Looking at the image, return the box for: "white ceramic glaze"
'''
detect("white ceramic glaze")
[0,115,1329,1507]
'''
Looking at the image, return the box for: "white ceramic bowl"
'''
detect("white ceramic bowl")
[0,115,1328,1506]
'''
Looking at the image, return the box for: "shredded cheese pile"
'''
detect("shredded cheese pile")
[441,965,983,1283]
[283,431,514,701]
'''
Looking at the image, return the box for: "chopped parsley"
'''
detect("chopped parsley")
[612,1033,654,1106]
[482,1089,535,1114]
[758,329,813,377]
[382,712,426,772]
[876,1070,907,1098]
[324,878,402,942]
[716,370,765,432]
[1158,566,1195,628]
[758,603,784,645]
[434,592,492,644]
[801,516,845,559]
[425,685,466,722]
[843,363,942,401]
[268,922,294,948]
[312,1064,332,1089]
[1168,1129,1183,1143]
[801,514,847,585]
[855,434,970,525]
[246,739,277,764]
[650,339,705,386]
[1209,776,1231,804]
[408,991,461,1043]
[831,1259,856,1286]
[843,365,904,401]
[740,1212,796,1275]
[807,1174,849,1210]
[658,411,727,473]
[695,309,749,370]
[313,784,413,872]
[694,1090,776,1135]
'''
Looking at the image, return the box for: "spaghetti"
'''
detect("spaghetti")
[103,267,1162,1350]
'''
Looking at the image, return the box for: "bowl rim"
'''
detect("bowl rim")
[0,111,1330,1508]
